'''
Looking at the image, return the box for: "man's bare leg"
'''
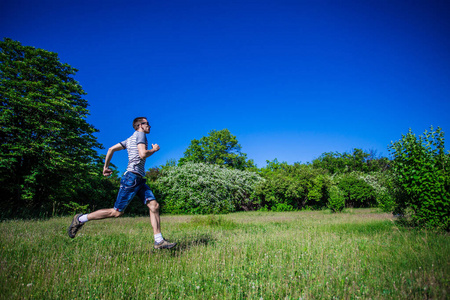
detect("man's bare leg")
[68,208,123,238]
[147,200,176,249]
[87,208,123,220]
[147,200,161,235]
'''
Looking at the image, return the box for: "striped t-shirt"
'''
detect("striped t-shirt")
[120,131,148,177]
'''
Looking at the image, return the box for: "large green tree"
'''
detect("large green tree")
[0,38,102,217]
[179,129,255,170]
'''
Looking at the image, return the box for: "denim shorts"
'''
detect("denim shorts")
[114,171,156,212]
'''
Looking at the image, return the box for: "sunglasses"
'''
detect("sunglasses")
[141,122,150,126]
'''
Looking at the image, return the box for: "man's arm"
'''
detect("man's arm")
[103,143,125,176]
[138,143,160,160]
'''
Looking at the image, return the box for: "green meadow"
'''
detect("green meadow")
[1,209,448,299]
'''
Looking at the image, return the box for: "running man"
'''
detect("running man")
[68,117,176,249]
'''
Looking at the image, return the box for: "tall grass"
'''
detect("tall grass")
[1,209,448,299]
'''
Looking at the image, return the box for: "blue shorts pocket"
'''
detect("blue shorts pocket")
[120,174,139,189]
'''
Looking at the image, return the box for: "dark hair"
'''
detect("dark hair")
[133,117,147,130]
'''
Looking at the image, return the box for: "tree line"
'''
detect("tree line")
[1,38,448,230]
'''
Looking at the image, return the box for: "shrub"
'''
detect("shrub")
[327,185,345,212]
[253,172,303,210]
[155,162,264,214]
[336,173,376,208]
[254,161,331,210]
[389,126,450,230]
[361,172,396,212]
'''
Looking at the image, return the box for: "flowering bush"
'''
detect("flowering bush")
[155,162,264,214]
[360,172,396,212]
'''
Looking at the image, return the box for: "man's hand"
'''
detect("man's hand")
[152,144,160,152]
[103,143,124,176]
[103,168,113,176]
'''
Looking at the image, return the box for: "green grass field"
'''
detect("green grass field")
[1,209,448,299]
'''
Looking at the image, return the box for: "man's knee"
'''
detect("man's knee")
[147,200,159,212]
[112,209,124,218]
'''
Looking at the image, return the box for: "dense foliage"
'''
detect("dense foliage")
[389,127,449,230]
[0,38,103,218]
[336,174,376,208]
[312,148,389,174]
[179,129,255,170]
[155,162,264,214]
[254,160,331,211]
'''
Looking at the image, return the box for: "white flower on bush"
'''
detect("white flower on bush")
[156,162,264,214]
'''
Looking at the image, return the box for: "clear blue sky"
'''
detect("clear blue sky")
[2,0,450,172]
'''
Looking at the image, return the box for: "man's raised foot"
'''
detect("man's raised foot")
[68,213,84,238]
